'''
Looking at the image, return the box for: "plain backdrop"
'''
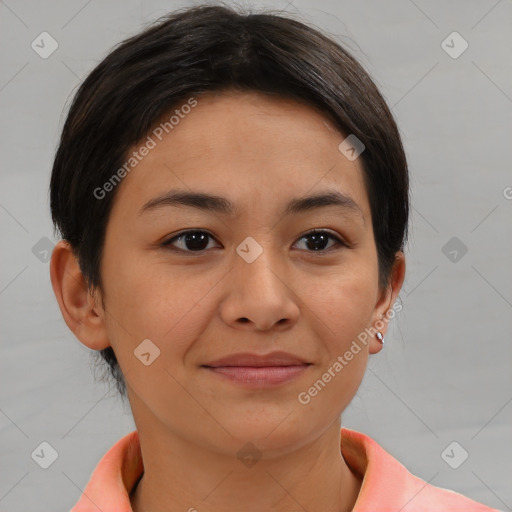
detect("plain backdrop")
[0,0,511,510]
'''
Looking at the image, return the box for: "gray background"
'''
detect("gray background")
[1,0,511,510]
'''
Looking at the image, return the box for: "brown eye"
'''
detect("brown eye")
[294,230,345,252]
[162,230,219,253]
[162,229,346,255]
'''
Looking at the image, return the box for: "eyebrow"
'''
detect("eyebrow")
[139,189,364,221]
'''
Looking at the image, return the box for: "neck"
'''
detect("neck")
[130,418,361,512]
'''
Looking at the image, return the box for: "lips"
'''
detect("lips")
[202,350,310,368]
[201,351,311,387]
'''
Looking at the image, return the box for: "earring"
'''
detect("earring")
[376,331,384,345]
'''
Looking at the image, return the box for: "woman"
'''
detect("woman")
[48,4,500,511]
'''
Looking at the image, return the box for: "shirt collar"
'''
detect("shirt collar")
[70,427,497,511]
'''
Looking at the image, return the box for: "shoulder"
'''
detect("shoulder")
[340,427,501,511]
[70,430,143,512]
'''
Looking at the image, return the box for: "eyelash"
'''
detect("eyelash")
[161,229,347,255]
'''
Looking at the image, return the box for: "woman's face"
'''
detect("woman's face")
[95,90,401,454]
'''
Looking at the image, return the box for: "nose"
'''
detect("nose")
[219,245,300,332]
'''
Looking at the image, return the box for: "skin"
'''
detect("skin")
[50,90,405,512]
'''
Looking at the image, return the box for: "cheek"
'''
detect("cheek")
[304,263,378,342]
[295,274,375,421]
[101,253,219,368]
[299,258,378,383]
[100,263,218,417]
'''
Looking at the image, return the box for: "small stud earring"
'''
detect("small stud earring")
[376,331,384,345]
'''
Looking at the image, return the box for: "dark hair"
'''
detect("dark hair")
[50,4,409,397]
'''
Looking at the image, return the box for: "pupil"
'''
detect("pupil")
[307,233,327,251]
[185,232,208,251]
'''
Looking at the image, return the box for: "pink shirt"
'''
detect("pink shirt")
[70,428,500,511]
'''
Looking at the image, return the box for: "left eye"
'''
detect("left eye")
[294,229,345,252]
[162,229,345,254]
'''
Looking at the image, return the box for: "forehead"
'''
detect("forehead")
[109,91,370,221]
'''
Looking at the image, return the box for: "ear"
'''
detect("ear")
[49,240,110,350]
[369,251,406,354]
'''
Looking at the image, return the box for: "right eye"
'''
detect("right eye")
[161,230,220,254]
